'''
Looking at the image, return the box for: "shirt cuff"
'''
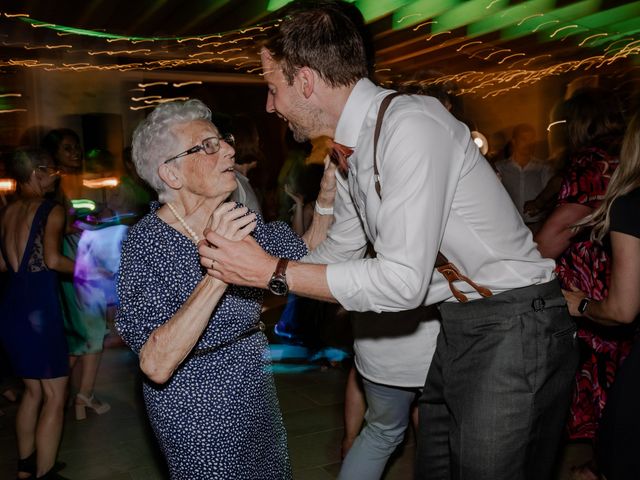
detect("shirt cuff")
[326,261,374,312]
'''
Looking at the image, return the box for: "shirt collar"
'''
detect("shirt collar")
[334,78,381,149]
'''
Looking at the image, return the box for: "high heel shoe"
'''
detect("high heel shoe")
[35,470,70,479]
[16,451,36,479]
[74,393,111,420]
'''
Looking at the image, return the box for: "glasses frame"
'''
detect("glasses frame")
[163,133,235,164]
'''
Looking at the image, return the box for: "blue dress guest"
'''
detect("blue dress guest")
[115,99,336,479]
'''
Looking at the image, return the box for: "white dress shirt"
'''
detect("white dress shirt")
[495,157,552,223]
[231,172,262,214]
[304,78,555,312]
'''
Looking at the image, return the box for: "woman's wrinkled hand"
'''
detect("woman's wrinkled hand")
[316,154,338,208]
[205,202,256,242]
[562,285,587,317]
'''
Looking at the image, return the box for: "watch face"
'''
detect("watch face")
[578,298,590,314]
[269,277,289,296]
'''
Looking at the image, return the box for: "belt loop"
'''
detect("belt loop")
[531,297,546,312]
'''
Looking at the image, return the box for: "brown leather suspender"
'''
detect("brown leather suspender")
[373,92,492,303]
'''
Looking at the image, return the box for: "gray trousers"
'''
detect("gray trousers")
[415,280,579,480]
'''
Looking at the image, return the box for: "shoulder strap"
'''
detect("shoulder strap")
[371,92,492,301]
[373,92,449,268]
[373,92,403,199]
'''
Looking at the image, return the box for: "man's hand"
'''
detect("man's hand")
[198,230,275,288]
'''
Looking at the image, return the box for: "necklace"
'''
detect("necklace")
[166,202,200,243]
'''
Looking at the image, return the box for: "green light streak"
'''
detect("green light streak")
[468,0,554,37]
[433,0,510,33]
[501,0,600,40]
[392,0,460,29]
[267,0,356,12]
[70,199,96,211]
[355,0,412,22]
[18,17,164,41]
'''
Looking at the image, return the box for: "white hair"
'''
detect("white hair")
[131,99,212,201]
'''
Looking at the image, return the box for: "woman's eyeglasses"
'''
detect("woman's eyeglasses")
[164,133,235,164]
[36,165,61,176]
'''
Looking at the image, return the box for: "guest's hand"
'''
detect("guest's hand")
[316,154,337,209]
[284,184,304,206]
[523,199,541,216]
[562,285,587,317]
[205,202,256,241]
[198,230,274,287]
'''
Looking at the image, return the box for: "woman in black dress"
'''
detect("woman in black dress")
[563,111,640,480]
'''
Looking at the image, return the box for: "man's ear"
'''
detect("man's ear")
[158,163,182,191]
[297,66,316,99]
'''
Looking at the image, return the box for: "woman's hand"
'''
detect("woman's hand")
[316,155,337,209]
[562,286,587,317]
[206,202,256,241]
[284,184,304,206]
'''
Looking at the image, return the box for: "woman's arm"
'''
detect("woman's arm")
[285,184,306,236]
[139,203,256,384]
[301,158,337,251]
[534,203,592,259]
[43,204,75,275]
[139,275,227,383]
[563,231,640,325]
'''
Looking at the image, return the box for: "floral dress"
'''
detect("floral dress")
[116,203,307,479]
[555,145,633,441]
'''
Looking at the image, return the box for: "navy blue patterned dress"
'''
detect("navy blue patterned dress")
[116,203,307,479]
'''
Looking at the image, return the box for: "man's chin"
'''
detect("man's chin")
[289,126,309,143]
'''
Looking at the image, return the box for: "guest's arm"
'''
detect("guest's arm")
[43,204,75,274]
[301,157,336,251]
[534,203,592,259]
[563,231,640,325]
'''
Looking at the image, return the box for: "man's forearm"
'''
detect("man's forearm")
[287,261,336,302]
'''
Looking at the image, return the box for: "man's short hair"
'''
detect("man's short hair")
[263,0,368,87]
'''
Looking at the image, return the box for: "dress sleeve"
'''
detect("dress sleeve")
[558,149,614,208]
[251,214,308,261]
[610,191,640,238]
[115,230,177,354]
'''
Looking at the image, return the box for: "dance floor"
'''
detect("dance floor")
[0,298,587,479]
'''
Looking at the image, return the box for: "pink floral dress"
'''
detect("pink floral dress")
[555,145,634,441]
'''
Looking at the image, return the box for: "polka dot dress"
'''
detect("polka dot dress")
[116,202,307,480]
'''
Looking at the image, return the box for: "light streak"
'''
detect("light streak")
[173,81,203,87]
[550,25,578,38]
[517,13,544,26]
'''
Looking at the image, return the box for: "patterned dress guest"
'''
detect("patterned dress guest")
[535,87,633,445]
[115,99,336,479]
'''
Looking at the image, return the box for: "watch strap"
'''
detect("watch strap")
[275,258,289,277]
[578,297,591,314]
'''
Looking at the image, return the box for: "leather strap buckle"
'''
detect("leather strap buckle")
[436,262,493,303]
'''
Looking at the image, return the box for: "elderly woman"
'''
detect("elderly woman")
[115,99,335,479]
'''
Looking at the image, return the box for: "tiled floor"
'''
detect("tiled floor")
[0,300,587,480]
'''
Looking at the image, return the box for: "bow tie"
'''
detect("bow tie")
[330,141,354,176]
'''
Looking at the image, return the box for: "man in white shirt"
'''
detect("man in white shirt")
[495,124,553,229]
[199,2,578,479]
